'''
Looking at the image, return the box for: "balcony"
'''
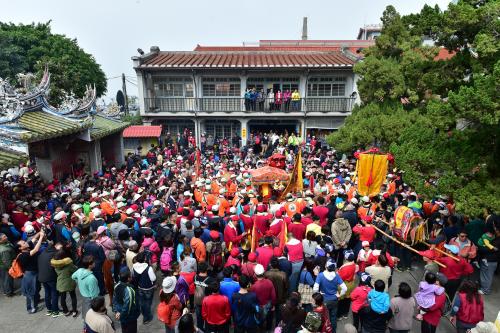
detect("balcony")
[144,97,355,115]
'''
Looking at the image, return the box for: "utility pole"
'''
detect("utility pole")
[122,73,129,115]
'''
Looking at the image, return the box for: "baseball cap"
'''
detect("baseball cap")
[444,244,459,255]
[254,264,265,276]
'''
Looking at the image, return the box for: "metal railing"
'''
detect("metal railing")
[144,97,355,114]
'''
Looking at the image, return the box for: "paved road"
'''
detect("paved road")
[0,263,498,333]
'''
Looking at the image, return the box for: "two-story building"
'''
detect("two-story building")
[132,39,374,147]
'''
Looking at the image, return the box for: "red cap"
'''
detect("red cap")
[176,207,184,214]
[275,210,283,218]
[248,252,257,262]
[230,248,240,257]
[243,205,250,213]
[209,230,220,239]
[231,215,239,222]
[273,247,283,257]
[257,204,266,213]
[383,192,390,199]
[207,205,213,211]
[333,178,340,184]
[130,204,139,211]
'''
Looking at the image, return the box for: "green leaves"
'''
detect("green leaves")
[329,1,500,216]
[0,22,106,106]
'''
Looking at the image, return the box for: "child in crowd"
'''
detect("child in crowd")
[478,226,498,266]
[414,272,445,320]
[350,273,372,331]
[357,241,372,272]
[367,279,390,314]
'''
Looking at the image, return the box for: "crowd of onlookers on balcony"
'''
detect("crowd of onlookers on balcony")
[244,88,301,112]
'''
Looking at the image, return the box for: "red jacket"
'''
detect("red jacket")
[312,206,329,226]
[456,292,484,324]
[223,223,244,248]
[423,293,446,326]
[288,222,306,241]
[250,278,277,306]
[202,294,231,325]
[256,246,274,269]
[350,286,371,312]
[353,224,376,242]
[438,256,473,280]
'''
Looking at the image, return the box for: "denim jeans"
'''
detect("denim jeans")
[195,305,205,331]
[42,281,60,312]
[480,261,497,294]
[0,268,13,295]
[138,288,154,323]
[289,260,303,293]
[325,299,339,333]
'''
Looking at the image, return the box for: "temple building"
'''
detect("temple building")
[0,69,129,180]
[132,37,374,147]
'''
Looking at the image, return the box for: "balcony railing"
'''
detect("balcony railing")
[144,97,355,114]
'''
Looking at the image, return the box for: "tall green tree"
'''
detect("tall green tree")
[328,0,500,216]
[0,22,106,105]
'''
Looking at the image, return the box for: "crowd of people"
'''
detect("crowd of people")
[0,128,499,333]
[244,88,301,112]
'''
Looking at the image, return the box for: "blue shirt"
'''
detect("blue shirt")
[220,278,240,311]
[315,271,344,302]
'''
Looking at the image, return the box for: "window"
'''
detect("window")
[153,77,193,97]
[307,77,346,97]
[202,77,240,97]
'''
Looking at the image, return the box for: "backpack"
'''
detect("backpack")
[8,254,23,279]
[208,242,223,270]
[157,301,171,323]
[143,245,154,264]
[160,247,173,272]
[193,276,209,306]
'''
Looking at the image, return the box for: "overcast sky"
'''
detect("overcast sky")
[1,0,450,102]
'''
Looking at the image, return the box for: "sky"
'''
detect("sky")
[1,0,451,102]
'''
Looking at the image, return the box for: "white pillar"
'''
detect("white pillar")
[240,118,248,147]
[136,71,146,115]
[89,140,102,173]
[299,74,307,112]
[301,118,306,141]
[352,73,361,106]
[115,133,125,166]
[194,118,201,148]
[239,75,247,111]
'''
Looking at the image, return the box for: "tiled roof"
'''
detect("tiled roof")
[140,51,355,68]
[91,115,129,140]
[18,111,92,143]
[0,148,27,170]
[123,125,162,138]
[435,48,455,60]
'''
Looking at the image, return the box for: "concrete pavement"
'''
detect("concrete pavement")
[0,263,497,333]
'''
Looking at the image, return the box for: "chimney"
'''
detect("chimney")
[302,17,308,40]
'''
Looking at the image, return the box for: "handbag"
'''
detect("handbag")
[8,254,23,278]
[298,271,314,305]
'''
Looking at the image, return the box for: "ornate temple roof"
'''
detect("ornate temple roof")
[0,69,129,165]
